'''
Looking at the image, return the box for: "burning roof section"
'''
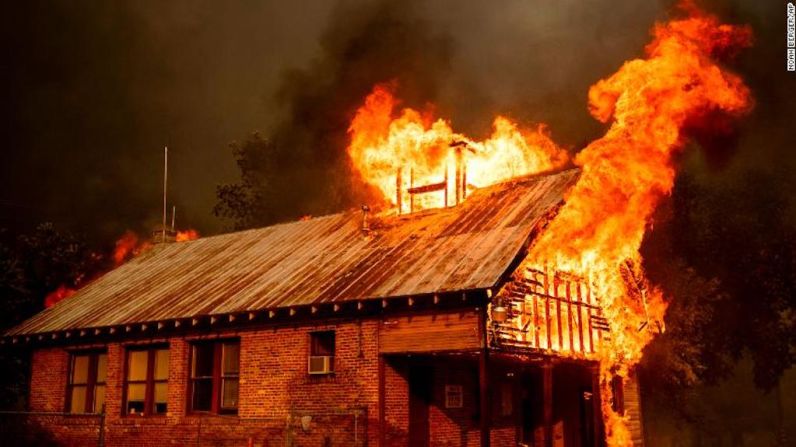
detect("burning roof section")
[7,168,580,338]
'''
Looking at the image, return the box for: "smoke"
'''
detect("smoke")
[0,1,792,240]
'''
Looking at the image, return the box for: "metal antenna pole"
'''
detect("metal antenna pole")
[171,205,176,232]
[162,146,168,243]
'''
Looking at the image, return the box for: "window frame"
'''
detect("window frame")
[122,344,169,417]
[308,330,336,375]
[65,350,107,414]
[187,339,240,415]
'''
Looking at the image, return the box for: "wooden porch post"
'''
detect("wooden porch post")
[479,348,491,447]
[542,360,553,447]
[591,365,604,447]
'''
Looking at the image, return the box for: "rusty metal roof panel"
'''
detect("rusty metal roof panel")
[7,169,580,336]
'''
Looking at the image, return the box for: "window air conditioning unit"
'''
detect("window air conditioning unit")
[308,356,334,374]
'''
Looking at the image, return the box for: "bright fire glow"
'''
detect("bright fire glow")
[347,84,568,211]
[347,4,751,446]
[176,229,200,242]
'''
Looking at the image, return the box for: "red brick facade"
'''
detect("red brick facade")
[25,313,598,447]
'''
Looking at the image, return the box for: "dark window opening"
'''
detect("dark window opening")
[66,351,107,414]
[308,331,335,375]
[189,340,239,414]
[123,346,169,416]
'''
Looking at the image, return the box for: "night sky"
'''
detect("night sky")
[0,1,792,245]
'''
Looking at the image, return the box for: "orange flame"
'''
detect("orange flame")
[347,84,568,211]
[112,230,154,266]
[44,285,76,308]
[525,5,751,445]
[347,4,750,446]
[175,229,199,242]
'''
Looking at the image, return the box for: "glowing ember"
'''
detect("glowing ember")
[347,83,568,211]
[175,229,200,242]
[44,284,76,308]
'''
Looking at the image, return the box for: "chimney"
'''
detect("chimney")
[361,205,371,233]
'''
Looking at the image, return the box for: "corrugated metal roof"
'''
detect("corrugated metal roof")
[7,169,580,336]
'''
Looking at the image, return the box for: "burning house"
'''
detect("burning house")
[3,4,754,447]
[4,168,644,447]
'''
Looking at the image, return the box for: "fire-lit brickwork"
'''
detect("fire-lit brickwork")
[26,312,511,447]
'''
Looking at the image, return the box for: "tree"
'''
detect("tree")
[0,223,102,408]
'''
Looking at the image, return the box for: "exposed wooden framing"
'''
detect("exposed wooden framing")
[543,360,553,447]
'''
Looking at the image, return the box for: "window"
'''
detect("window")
[308,331,335,375]
[66,351,107,413]
[189,340,240,414]
[123,346,169,416]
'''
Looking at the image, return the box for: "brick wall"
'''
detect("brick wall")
[27,318,381,447]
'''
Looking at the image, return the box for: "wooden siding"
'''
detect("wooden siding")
[379,311,481,353]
